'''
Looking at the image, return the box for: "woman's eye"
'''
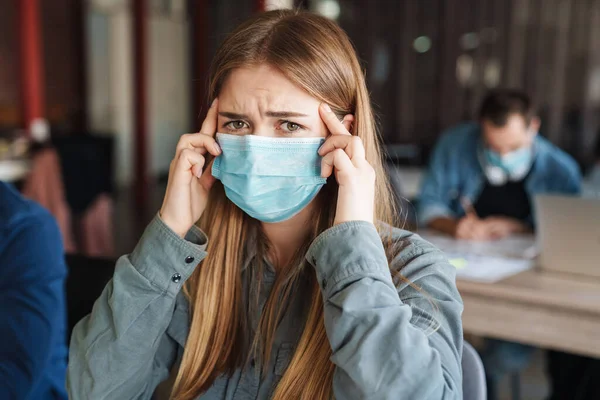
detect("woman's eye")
[282,121,301,132]
[226,121,248,130]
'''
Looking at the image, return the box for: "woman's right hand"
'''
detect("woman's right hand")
[159,99,221,237]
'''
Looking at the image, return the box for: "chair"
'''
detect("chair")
[462,341,487,400]
[54,134,116,257]
[65,254,116,341]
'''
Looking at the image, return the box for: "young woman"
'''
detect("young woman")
[68,10,463,400]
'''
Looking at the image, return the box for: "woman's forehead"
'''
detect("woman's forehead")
[219,66,320,115]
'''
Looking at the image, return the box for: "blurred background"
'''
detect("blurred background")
[2,0,600,250]
[1,2,599,397]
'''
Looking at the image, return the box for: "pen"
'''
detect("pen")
[460,197,478,218]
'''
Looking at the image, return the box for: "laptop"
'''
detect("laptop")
[535,195,600,278]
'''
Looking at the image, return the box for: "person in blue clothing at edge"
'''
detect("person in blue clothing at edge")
[0,181,68,399]
[418,89,581,399]
[68,10,463,400]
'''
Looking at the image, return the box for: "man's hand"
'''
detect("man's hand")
[483,217,530,239]
[455,215,529,241]
[455,215,496,241]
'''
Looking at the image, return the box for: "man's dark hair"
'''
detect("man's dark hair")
[478,89,536,127]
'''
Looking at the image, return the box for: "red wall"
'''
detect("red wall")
[0,0,85,131]
[0,1,22,127]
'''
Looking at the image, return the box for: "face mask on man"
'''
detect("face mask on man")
[481,134,536,186]
[212,133,326,223]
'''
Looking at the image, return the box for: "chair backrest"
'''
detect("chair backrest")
[65,254,116,340]
[53,134,114,215]
[462,341,487,400]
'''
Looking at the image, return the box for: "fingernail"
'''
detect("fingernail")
[214,143,221,153]
[211,98,218,107]
[323,103,331,113]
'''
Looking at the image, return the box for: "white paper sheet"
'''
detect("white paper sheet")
[446,253,534,283]
[419,231,537,283]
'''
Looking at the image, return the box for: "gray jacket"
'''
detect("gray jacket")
[67,216,463,399]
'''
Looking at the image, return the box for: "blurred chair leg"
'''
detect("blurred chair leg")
[511,372,521,400]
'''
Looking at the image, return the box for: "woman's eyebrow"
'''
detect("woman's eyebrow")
[219,111,310,119]
[219,111,249,119]
[265,111,309,118]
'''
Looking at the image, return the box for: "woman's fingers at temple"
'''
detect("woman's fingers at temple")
[350,136,366,161]
[178,149,206,178]
[319,103,377,225]
[341,114,354,132]
[318,135,353,157]
[319,135,366,166]
[318,105,364,161]
[199,98,219,137]
[319,103,351,136]
[160,98,220,237]
[175,99,221,158]
[321,149,354,178]
[161,147,210,237]
[175,133,221,159]
[198,159,217,191]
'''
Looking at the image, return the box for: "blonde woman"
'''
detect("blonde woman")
[68,10,463,400]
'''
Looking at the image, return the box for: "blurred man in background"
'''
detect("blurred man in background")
[418,89,582,399]
[0,181,68,399]
[419,89,581,240]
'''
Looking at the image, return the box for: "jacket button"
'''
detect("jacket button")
[185,256,195,264]
[322,278,327,289]
[171,273,182,283]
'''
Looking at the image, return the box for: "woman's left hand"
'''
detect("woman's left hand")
[318,103,375,225]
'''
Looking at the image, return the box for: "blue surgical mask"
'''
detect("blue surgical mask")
[211,133,327,223]
[483,146,534,184]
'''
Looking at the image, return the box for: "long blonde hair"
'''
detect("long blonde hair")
[172,9,400,400]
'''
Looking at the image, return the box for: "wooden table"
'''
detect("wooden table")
[458,269,600,358]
